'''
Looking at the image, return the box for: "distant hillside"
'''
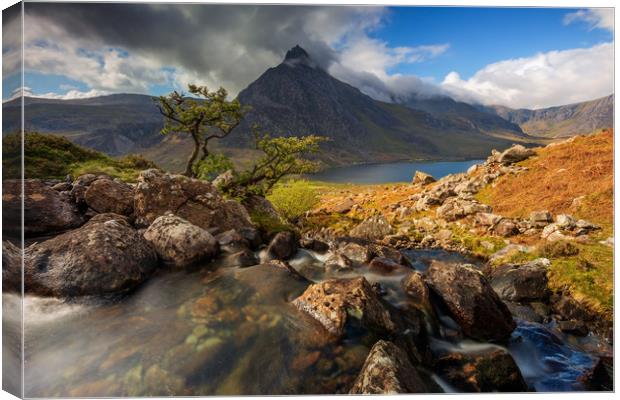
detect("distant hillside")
[482,95,613,138]
[2,94,164,155]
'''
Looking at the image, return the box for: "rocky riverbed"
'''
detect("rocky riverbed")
[2,148,614,395]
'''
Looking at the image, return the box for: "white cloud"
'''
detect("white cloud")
[5,86,110,101]
[441,42,613,109]
[564,8,614,32]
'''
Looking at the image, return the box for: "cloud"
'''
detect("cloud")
[4,86,110,101]
[441,42,613,109]
[564,8,614,32]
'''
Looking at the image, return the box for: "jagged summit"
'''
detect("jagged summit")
[284,45,310,61]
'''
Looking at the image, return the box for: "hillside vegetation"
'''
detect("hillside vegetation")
[2,132,158,181]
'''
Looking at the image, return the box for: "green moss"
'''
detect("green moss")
[249,210,293,236]
[449,226,507,257]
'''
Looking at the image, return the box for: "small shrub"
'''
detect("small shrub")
[267,179,320,222]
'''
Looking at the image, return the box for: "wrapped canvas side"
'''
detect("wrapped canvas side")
[2,2,24,398]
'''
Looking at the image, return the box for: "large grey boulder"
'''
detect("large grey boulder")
[133,169,253,233]
[498,144,535,165]
[424,262,516,342]
[143,214,219,268]
[84,178,134,216]
[24,213,157,297]
[490,259,550,302]
[3,179,84,236]
[350,214,393,241]
[412,171,436,186]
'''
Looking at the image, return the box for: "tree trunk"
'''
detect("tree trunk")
[199,140,210,162]
[184,132,201,177]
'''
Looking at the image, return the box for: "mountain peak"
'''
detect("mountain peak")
[284,45,310,61]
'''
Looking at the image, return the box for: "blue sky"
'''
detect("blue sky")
[376,7,613,80]
[2,4,614,108]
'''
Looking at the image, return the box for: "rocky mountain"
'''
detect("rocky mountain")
[482,95,613,138]
[230,45,528,164]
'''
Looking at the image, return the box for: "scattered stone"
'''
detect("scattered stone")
[556,320,588,336]
[529,210,552,227]
[292,277,395,338]
[599,237,613,247]
[412,171,436,186]
[494,219,519,237]
[299,237,330,253]
[368,257,407,275]
[498,144,535,165]
[424,262,516,341]
[475,212,502,227]
[324,253,355,274]
[401,272,432,311]
[349,340,430,394]
[434,348,527,392]
[3,179,84,237]
[489,259,550,302]
[84,178,134,216]
[546,231,574,242]
[350,214,393,241]
[555,214,576,229]
[143,215,219,268]
[214,229,250,253]
[332,198,355,214]
[24,213,157,297]
[338,241,373,263]
[267,231,298,260]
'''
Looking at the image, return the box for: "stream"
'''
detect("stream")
[2,248,611,396]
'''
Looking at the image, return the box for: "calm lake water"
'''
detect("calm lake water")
[310,160,484,184]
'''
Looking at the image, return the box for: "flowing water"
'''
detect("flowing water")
[309,160,484,184]
[2,248,610,396]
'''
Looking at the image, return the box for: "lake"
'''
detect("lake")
[309,159,484,184]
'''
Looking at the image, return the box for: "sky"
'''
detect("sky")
[1,3,614,109]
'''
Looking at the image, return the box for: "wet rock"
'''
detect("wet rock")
[238,227,262,249]
[551,294,592,323]
[350,214,393,241]
[338,241,373,263]
[401,272,432,312]
[292,277,396,338]
[223,249,259,268]
[489,259,550,302]
[214,229,250,253]
[84,178,134,216]
[324,253,355,274]
[349,340,430,394]
[371,245,411,267]
[299,237,329,253]
[368,257,408,275]
[51,182,72,192]
[412,171,436,186]
[24,213,157,296]
[243,194,280,219]
[267,231,298,260]
[557,320,588,336]
[498,144,535,165]
[134,169,253,233]
[143,214,219,268]
[3,179,84,236]
[434,348,527,392]
[505,302,544,323]
[424,262,516,342]
[578,356,614,391]
[2,240,22,292]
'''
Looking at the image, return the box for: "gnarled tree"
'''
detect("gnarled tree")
[157,84,243,177]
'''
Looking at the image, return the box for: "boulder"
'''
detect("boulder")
[292,277,396,338]
[324,253,355,274]
[338,241,373,263]
[368,257,408,275]
[401,272,432,312]
[267,231,298,260]
[332,198,355,214]
[434,348,527,392]
[424,263,515,341]
[214,229,250,253]
[498,144,535,165]
[84,178,134,216]
[2,240,22,292]
[299,237,330,253]
[24,213,157,297]
[70,174,97,205]
[3,179,84,237]
[349,340,430,394]
[412,171,436,186]
[529,210,552,227]
[551,294,592,323]
[143,215,219,268]
[475,212,502,227]
[350,214,393,241]
[489,259,550,302]
[133,169,253,233]
[555,214,576,229]
[243,194,280,219]
[51,182,72,192]
[494,219,519,237]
